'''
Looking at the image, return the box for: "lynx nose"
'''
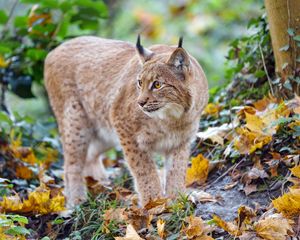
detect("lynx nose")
[138,99,148,107]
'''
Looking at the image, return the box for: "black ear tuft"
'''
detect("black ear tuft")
[178,36,183,48]
[136,34,144,55]
[136,34,154,63]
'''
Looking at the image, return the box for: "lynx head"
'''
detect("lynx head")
[136,35,192,120]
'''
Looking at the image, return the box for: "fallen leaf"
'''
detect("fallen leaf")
[234,128,272,154]
[104,208,128,223]
[290,164,300,178]
[157,219,165,239]
[272,188,300,217]
[244,184,257,196]
[203,103,221,117]
[0,184,65,214]
[183,216,213,239]
[186,154,209,186]
[188,190,217,204]
[15,165,34,180]
[115,224,144,240]
[254,214,293,240]
[213,215,241,236]
[287,94,300,114]
[144,198,168,215]
[196,123,236,145]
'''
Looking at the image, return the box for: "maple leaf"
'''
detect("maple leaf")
[15,165,34,180]
[203,103,221,117]
[213,215,241,236]
[254,214,293,240]
[0,184,65,215]
[196,123,236,145]
[115,224,144,240]
[186,154,209,186]
[290,164,300,178]
[182,216,213,239]
[272,188,300,217]
[234,128,272,154]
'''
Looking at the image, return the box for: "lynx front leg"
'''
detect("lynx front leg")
[62,99,92,208]
[122,143,163,206]
[165,145,190,197]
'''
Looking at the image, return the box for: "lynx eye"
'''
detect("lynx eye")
[152,81,162,89]
[137,80,142,87]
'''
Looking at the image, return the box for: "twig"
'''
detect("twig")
[0,0,19,40]
[259,43,275,96]
[205,158,245,189]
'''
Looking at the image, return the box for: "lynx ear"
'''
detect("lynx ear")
[136,34,154,63]
[167,37,189,70]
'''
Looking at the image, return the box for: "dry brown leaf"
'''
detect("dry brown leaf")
[15,165,34,180]
[287,94,300,114]
[126,206,149,231]
[186,154,209,186]
[182,216,213,239]
[104,208,128,223]
[144,198,169,215]
[254,214,293,240]
[237,206,256,227]
[157,219,165,239]
[115,224,144,240]
[244,184,257,196]
[188,190,217,204]
[196,123,235,145]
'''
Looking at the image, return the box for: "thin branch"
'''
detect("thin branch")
[259,43,275,96]
[0,0,19,40]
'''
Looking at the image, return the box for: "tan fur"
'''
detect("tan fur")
[44,36,208,208]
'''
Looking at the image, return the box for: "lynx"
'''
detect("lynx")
[44,35,208,208]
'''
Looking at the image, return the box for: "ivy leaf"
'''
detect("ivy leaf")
[5,226,30,236]
[287,28,295,36]
[294,35,300,42]
[0,10,8,24]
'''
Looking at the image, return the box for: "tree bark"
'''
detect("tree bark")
[264,0,300,95]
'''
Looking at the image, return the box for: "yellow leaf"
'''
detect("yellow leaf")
[182,216,214,239]
[157,219,165,239]
[0,55,8,68]
[183,216,204,238]
[272,188,300,217]
[290,165,300,178]
[234,128,272,154]
[245,112,264,133]
[203,103,221,117]
[213,215,240,236]
[16,165,34,179]
[115,224,144,240]
[186,154,209,186]
[0,184,65,214]
[254,214,293,240]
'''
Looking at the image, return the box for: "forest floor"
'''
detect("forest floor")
[0,89,299,239]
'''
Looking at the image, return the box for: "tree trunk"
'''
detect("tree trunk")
[264,0,300,95]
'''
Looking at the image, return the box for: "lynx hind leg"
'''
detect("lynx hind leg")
[62,99,92,209]
[83,139,109,184]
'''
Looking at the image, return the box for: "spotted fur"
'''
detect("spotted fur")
[44,36,208,208]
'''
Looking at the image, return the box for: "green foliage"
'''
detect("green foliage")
[0,0,108,99]
[0,214,31,238]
